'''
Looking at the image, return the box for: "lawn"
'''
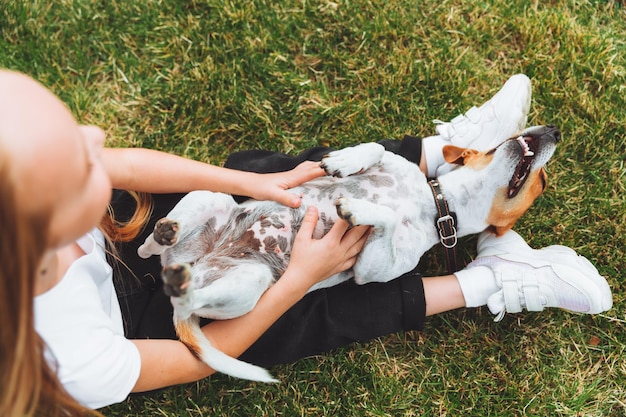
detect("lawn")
[1,0,624,415]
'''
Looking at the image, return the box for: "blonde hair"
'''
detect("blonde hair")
[0,154,94,416]
[101,191,153,244]
[0,143,152,415]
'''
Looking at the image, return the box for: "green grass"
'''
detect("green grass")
[2,0,625,415]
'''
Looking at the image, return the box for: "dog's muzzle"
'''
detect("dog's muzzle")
[507,125,560,198]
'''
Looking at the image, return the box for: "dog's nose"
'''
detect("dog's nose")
[524,125,560,143]
[544,125,561,143]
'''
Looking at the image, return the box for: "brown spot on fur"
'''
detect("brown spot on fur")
[207,257,238,271]
[270,215,285,229]
[175,318,202,358]
[277,236,289,252]
[260,217,271,228]
[240,230,261,251]
[263,236,278,253]
[235,212,246,222]
[486,169,547,236]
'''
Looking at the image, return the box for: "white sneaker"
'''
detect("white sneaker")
[425,74,532,177]
[468,230,612,322]
[435,74,532,151]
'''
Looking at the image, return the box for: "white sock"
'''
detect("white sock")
[455,266,499,308]
[421,135,448,177]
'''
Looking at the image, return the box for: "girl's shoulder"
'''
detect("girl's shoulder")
[34,230,141,408]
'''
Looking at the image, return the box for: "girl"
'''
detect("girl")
[0,70,611,416]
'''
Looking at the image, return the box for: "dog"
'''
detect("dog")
[138,125,560,382]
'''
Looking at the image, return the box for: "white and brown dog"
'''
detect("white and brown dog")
[138,125,560,382]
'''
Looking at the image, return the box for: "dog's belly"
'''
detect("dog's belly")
[294,160,434,289]
[168,154,433,298]
[235,172,402,262]
[240,206,295,258]
[297,159,432,238]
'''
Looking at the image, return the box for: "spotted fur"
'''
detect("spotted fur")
[137,125,560,382]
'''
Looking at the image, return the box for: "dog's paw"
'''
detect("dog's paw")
[154,218,179,246]
[321,152,365,178]
[321,143,384,177]
[335,197,364,227]
[162,263,192,297]
[335,196,392,229]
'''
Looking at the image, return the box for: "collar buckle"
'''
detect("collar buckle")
[436,215,458,249]
[428,179,458,274]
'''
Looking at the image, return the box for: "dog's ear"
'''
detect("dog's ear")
[442,145,480,165]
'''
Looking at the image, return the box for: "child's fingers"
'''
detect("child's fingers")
[274,191,302,208]
[342,225,370,245]
[296,206,319,239]
[324,217,351,240]
[343,226,371,258]
[291,161,326,184]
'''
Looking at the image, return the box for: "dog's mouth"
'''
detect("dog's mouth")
[505,125,560,198]
[507,135,537,198]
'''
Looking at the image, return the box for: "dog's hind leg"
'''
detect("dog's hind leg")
[321,143,385,177]
[165,263,277,381]
[175,315,277,383]
[138,191,237,258]
[165,261,275,321]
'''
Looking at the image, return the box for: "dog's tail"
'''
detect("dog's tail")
[175,316,278,383]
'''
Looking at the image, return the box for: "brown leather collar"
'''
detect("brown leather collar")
[427,179,458,274]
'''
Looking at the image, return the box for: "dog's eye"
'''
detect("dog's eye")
[540,170,548,191]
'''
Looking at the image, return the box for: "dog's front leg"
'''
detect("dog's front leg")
[321,143,385,177]
[138,191,237,258]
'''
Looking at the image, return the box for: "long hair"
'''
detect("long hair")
[0,147,152,415]
[0,156,97,416]
[101,191,153,244]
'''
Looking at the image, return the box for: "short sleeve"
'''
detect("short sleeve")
[35,238,141,409]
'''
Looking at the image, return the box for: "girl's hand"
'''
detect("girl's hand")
[284,206,371,291]
[247,161,326,207]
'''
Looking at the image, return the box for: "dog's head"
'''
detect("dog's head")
[441,125,560,236]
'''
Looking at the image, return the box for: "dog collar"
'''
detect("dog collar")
[427,179,458,274]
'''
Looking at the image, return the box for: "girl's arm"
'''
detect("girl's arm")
[130,208,370,392]
[103,148,325,207]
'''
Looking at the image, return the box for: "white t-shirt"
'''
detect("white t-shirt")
[34,230,141,409]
